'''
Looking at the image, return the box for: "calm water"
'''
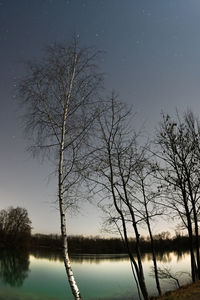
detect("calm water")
[0,249,192,300]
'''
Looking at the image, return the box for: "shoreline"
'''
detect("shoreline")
[151,280,200,300]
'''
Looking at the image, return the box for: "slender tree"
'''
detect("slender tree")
[132,154,163,296]
[87,94,149,300]
[18,38,103,299]
[184,110,200,278]
[155,111,200,281]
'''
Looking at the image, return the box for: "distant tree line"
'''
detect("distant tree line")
[30,232,193,254]
[0,210,193,254]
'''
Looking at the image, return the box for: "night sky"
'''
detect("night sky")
[1,0,200,235]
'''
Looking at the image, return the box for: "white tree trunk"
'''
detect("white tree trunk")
[59,192,82,300]
[59,132,82,300]
[58,52,82,300]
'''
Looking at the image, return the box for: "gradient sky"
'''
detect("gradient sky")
[1,0,200,235]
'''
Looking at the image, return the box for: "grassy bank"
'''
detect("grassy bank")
[151,280,200,300]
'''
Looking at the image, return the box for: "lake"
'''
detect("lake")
[0,249,192,300]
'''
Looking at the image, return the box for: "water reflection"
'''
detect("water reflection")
[30,248,189,265]
[0,249,192,300]
[30,248,63,262]
[142,251,188,264]
[155,251,172,263]
[30,248,130,263]
[0,250,30,287]
[71,254,130,264]
[176,250,190,262]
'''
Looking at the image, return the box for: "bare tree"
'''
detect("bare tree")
[0,206,32,247]
[87,94,149,300]
[132,153,163,296]
[155,111,200,282]
[100,206,142,300]
[150,266,183,289]
[18,38,103,300]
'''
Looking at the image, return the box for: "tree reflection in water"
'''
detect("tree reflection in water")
[0,250,30,287]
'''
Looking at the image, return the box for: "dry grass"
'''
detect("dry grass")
[151,280,200,300]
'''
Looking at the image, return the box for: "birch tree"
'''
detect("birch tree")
[18,38,103,300]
